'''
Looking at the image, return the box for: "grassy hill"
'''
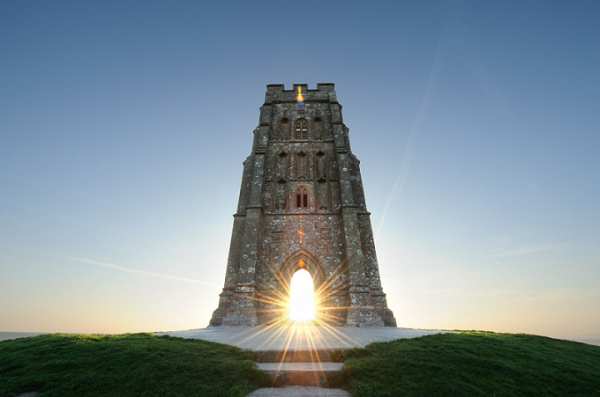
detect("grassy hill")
[341,331,600,397]
[0,333,268,397]
[1,331,599,396]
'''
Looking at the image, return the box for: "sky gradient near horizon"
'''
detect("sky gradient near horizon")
[1,1,599,344]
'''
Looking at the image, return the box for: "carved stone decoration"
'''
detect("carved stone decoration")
[316,150,327,182]
[296,151,308,180]
[277,151,287,179]
[210,84,396,327]
[279,117,289,140]
[314,115,323,140]
[276,179,286,213]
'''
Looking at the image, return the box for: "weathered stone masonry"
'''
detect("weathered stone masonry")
[209,83,396,327]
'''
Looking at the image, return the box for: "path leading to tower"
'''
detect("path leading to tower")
[160,326,451,397]
[159,325,449,351]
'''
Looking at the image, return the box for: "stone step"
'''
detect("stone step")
[257,362,344,387]
[258,362,344,372]
[245,386,350,396]
[253,349,347,363]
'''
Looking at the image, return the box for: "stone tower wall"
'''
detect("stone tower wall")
[210,84,396,327]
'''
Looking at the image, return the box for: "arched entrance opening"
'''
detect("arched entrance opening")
[289,268,315,322]
[280,250,324,323]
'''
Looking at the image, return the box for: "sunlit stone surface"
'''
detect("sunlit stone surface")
[209,84,396,327]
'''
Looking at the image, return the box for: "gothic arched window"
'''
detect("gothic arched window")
[296,186,308,208]
[294,119,308,140]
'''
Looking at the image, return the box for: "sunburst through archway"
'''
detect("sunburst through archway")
[289,269,315,322]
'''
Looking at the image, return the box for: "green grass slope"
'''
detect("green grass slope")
[342,331,600,397]
[0,333,268,397]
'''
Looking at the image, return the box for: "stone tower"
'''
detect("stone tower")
[210,84,396,327]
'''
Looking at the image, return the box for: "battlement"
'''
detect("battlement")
[266,83,335,93]
[265,83,337,104]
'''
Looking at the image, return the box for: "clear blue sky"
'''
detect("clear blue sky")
[1,1,599,343]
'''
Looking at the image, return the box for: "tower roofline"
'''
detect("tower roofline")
[266,83,335,93]
[265,83,338,104]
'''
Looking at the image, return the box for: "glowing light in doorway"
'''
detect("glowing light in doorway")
[289,269,315,322]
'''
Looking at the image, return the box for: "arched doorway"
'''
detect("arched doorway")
[280,250,325,323]
[289,268,315,321]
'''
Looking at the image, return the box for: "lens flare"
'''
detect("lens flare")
[297,86,304,103]
[289,269,315,321]
[296,86,305,110]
